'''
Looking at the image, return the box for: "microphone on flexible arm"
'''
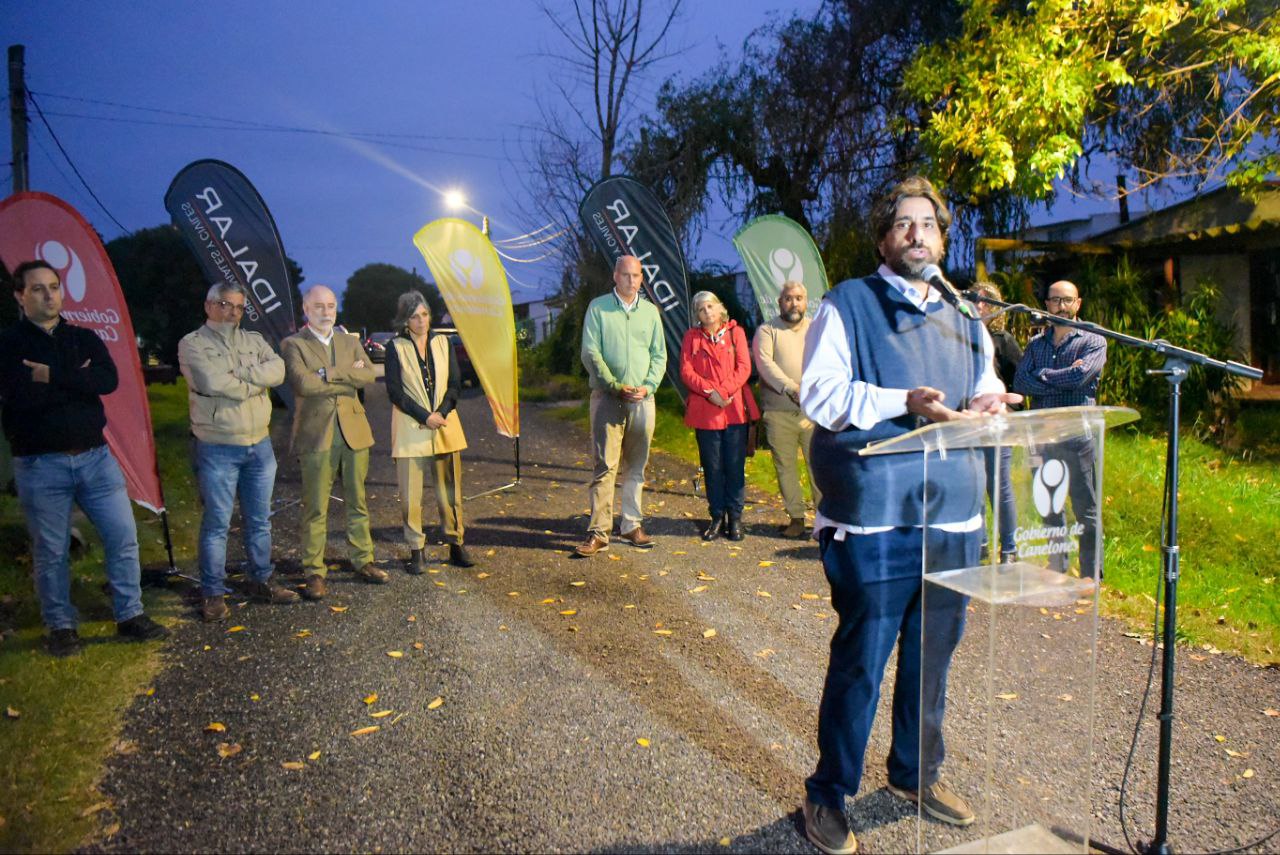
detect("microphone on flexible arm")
[919,264,980,319]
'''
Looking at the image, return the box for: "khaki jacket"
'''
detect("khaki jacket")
[752,315,810,417]
[389,336,467,458]
[281,328,376,454]
[178,322,284,446]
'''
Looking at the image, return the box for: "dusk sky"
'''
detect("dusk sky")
[2,0,825,303]
[4,1,1154,306]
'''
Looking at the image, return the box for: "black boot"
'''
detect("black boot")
[701,513,725,541]
[406,548,424,575]
[449,544,476,568]
[726,513,744,542]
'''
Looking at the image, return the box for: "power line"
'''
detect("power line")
[26,92,130,233]
[30,90,509,143]
[35,108,534,165]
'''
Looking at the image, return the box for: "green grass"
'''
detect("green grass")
[0,382,198,852]
[539,384,1279,664]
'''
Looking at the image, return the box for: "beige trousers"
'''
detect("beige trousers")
[587,390,655,539]
[396,451,464,548]
[762,409,820,519]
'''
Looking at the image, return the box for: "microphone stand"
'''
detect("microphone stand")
[968,292,1262,854]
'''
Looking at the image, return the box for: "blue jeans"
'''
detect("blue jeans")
[805,526,975,809]
[13,445,144,630]
[195,437,277,596]
[696,424,748,518]
[982,446,1017,556]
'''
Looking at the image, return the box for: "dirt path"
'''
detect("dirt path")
[88,380,1279,853]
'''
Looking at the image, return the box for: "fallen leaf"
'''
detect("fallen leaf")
[227,625,246,633]
[697,572,717,581]
[1264,708,1279,717]
[427,696,444,710]
[1058,694,1073,702]
[249,693,260,702]
[308,750,322,761]
[689,585,709,594]
[1142,543,1157,552]
[719,837,731,847]
[653,629,673,636]
[539,597,556,605]
[672,550,688,555]
[413,642,425,651]
[608,554,621,561]
[329,606,348,613]
[702,628,717,638]
[386,650,404,659]
[1242,768,1255,779]
[1214,734,1227,743]
[370,709,394,719]
[145,687,155,696]
[407,615,417,622]
[114,739,139,755]
[636,737,650,747]
[476,572,490,579]
[4,706,19,719]
[507,591,520,597]
[103,822,120,837]
[486,549,496,557]
[800,593,820,600]
[559,609,578,616]
[216,742,242,759]
[995,692,1018,701]
[570,581,586,587]
[756,648,776,658]
[791,604,803,611]
[1040,607,1050,615]
[756,590,772,598]
[281,760,306,770]
[350,725,380,736]
[1189,654,1207,662]
[80,801,111,818]
[204,722,227,733]
[623,604,636,609]
[1226,749,1249,758]
[294,630,311,638]
[202,645,212,651]
[363,693,378,705]
[758,561,774,567]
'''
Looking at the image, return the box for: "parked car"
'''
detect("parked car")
[363,331,396,363]
[449,334,479,387]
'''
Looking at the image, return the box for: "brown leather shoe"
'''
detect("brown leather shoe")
[780,517,808,539]
[574,533,609,557]
[201,595,229,622]
[618,527,654,550]
[244,580,301,604]
[354,562,390,584]
[303,574,327,600]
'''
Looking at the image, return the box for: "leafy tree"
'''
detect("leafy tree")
[340,263,445,333]
[905,0,1280,201]
[105,226,305,364]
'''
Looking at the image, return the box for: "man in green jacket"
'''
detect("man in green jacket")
[179,283,299,622]
[576,255,667,557]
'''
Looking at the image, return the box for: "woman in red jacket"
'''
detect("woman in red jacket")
[680,291,759,541]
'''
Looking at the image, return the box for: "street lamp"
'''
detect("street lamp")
[443,188,488,235]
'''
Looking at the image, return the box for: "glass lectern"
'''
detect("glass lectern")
[861,405,1139,854]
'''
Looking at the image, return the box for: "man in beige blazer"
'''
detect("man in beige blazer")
[282,285,386,599]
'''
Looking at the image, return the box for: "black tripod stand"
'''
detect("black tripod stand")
[969,291,1262,853]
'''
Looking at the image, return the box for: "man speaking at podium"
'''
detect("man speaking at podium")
[798,176,1021,854]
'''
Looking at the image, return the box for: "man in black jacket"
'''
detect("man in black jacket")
[0,260,168,656]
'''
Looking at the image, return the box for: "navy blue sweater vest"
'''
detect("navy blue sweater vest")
[811,275,987,527]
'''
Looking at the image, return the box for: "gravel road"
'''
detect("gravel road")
[87,380,1279,853]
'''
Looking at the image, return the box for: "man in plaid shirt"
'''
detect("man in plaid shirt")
[1014,280,1108,578]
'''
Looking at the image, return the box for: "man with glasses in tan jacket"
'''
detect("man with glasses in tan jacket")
[179,283,298,622]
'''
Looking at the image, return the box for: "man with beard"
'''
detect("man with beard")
[752,280,820,538]
[798,176,1020,854]
[1013,280,1107,578]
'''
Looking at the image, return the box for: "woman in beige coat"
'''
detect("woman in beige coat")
[385,291,475,571]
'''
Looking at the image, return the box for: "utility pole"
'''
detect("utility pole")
[8,44,29,194]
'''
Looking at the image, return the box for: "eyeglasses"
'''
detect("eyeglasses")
[211,300,246,313]
[1045,296,1077,306]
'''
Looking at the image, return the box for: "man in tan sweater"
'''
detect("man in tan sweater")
[179,283,298,621]
[751,281,821,539]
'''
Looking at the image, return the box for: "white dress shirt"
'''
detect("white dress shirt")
[800,264,1005,539]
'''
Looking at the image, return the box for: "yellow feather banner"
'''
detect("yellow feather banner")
[413,218,519,438]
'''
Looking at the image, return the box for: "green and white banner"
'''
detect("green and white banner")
[732,214,829,319]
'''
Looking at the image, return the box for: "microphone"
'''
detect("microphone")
[919,264,979,319]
